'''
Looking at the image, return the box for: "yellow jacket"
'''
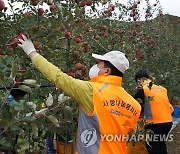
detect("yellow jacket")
[32,55,141,154]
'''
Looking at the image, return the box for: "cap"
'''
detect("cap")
[92,51,129,73]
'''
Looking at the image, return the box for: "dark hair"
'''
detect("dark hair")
[104,61,123,77]
[10,88,27,98]
[135,70,150,83]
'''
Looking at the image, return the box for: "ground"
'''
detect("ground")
[167,124,180,154]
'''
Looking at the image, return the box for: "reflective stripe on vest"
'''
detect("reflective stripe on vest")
[76,76,141,154]
[142,79,173,124]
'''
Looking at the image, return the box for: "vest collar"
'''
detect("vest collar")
[140,79,152,86]
[89,75,122,86]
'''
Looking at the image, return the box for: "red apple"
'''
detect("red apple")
[73,50,79,58]
[0,48,3,55]
[78,34,83,40]
[38,8,44,16]
[64,31,71,38]
[24,12,32,18]
[74,37,81,43]
[82,47,88,52]
[81,67,87,76]
[31,25,37,31]
[11,37,19,48]
[11,33,28,48]
[75,0,80,4]
[31,0,38,6]
[115,29,121,34]
[76,72,82,78]
[75,63,84,70]
[0,0,5,11]
[50,4,56,11]
[104,33,108,38]
[10,47,15,52]
[60,25,66,31]
[46,0,52,5]
[109,4,115,11]
[86,0,92,6]
[94,35,100,40]
[79,2,86,7]
[67,71,75,77]
[102,25,108,31]
[81,42,88,48]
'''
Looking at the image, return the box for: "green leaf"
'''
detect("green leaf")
[26,101,36,110]
[47,115,59,127]
[31,123,38,138]
[64,105,73,113]
[20,116,36,122]
[0,73,5,86]
[22,79,37,86]
[46,93,53,107]
[2,103,13,120]
[0,138,11,148]
[18,85,32,93]
[10,59,18,79]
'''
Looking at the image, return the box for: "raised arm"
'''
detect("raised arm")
[18,35,93,114]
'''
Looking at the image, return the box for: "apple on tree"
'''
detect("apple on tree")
[50,4,56,11]
[73,50,79,58]
[0,0,5,11]
[38,8,44,16]
[0,48,3,55]
[75,63,84,70]
[31,0,38,6]
[64,31,71,38]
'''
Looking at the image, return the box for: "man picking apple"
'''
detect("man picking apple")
[18,34,141,154]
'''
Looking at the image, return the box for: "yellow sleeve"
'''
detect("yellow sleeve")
[32,55,93,114]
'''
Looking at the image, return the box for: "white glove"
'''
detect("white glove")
[18,34,36,55]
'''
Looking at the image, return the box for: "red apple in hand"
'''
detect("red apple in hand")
[11,33,28,48]
[0,0,5,11]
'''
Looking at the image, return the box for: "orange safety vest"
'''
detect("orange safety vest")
[76,76,141,154]
[142,79,173,124]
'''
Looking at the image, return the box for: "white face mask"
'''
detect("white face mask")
[89,64,101,79]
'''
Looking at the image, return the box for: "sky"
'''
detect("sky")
[159,0,180,17]
[4,0,180,17]
[112,0,180,17]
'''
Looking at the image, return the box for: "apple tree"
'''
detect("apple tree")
[0,0,179,153]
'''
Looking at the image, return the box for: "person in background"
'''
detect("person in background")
[17,34,141,154]
[134,70,174,154]
[7,87,27,106]
[0,86,28,154]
